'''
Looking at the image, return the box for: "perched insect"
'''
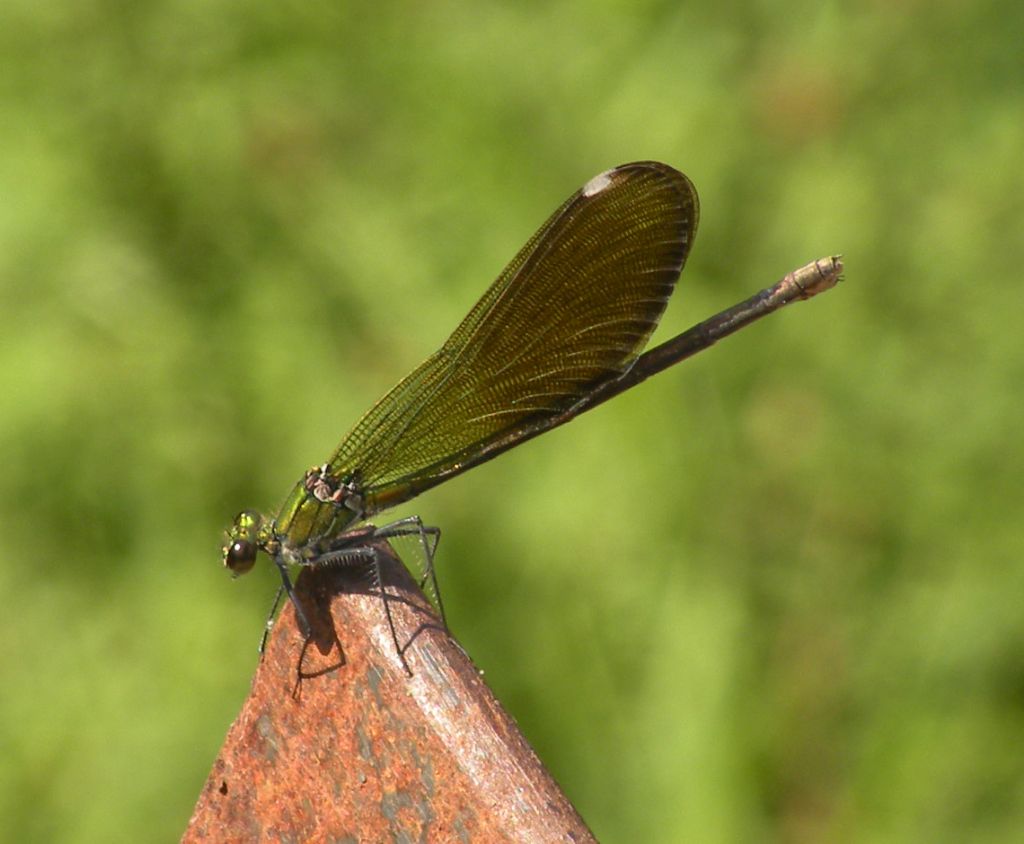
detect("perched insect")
[224,161,841,658]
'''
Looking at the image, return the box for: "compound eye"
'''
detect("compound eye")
[224,539,258,575]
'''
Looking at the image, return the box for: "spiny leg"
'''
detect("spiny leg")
[315,542,407,675]
[272,554,312,642]
[372,516,446,631]
[259,583,286,654]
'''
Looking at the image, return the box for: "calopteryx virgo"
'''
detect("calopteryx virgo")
[224,161,841,655]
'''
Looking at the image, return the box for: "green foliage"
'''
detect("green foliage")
[1,2,1022,841]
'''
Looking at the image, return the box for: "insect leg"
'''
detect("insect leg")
[373,516,446,631]
[315,542,407,674]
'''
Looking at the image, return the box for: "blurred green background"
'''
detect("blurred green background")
[2,2,1022,842]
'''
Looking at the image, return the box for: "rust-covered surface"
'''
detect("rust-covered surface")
[184,547,595,843]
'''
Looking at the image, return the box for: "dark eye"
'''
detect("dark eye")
[224,539,257,575]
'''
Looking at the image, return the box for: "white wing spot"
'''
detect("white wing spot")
[582,169,614,197]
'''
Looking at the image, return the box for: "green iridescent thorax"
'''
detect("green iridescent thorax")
[271,475,362,557]
[223,472,364,575]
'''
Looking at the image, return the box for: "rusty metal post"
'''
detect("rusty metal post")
[184,546,596,843]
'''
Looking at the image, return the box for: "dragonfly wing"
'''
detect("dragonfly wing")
[328,161,699,508]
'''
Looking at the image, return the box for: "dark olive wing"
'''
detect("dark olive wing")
[327,161,699,512]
